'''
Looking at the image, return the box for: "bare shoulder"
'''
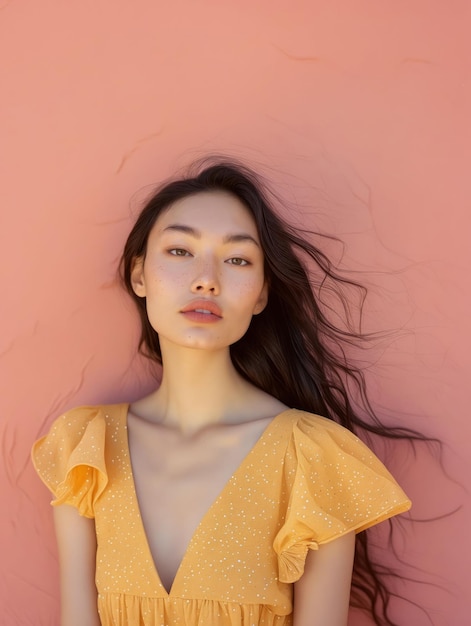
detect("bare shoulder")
[227,383,289,425]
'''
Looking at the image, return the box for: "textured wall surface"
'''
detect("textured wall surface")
[1,1,469,624]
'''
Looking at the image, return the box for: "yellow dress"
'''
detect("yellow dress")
[31,404,411,626]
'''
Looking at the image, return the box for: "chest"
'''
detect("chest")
[127,417,273,592]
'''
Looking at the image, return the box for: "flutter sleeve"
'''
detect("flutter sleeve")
[273,412,411,583]
[31,406,108,518]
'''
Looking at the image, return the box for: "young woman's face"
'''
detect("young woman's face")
[131,191,268,353]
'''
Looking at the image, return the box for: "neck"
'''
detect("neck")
[146,342,254,434]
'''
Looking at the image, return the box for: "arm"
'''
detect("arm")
[293,531,356,626]
[53,504,101,626]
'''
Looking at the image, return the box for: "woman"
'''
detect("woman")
[32,158,413,626]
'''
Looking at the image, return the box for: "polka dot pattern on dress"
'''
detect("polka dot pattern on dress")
[32,404,411,626]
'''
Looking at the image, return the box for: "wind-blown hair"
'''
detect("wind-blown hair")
[120,157,422,625]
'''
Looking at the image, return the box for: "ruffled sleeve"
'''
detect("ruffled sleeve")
[273,412,411,583]
[31,406,108,518]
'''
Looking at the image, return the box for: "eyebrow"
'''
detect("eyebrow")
[162,224,260,247]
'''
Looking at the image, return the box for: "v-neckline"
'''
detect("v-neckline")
[122,404,293,596]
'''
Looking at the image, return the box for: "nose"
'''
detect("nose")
[190,256,220,295]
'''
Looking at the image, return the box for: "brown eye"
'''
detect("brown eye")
[227,257,249,266]
[169,248,191,257]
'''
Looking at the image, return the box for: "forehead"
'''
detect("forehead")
[153,191,259,237]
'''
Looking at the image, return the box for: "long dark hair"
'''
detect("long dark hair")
[120,157,426,625]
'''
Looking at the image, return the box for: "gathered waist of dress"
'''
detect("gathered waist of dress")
[97,593,292,626]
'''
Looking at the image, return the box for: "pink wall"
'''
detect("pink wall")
[1,2,469,623]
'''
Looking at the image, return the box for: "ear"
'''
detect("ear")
[253,282,268,315]
[130,256,146,297]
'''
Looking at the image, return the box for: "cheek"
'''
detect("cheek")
[148,263,187,291]
[232,277,265,308]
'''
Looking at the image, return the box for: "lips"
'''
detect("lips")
[180,299,223,320]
